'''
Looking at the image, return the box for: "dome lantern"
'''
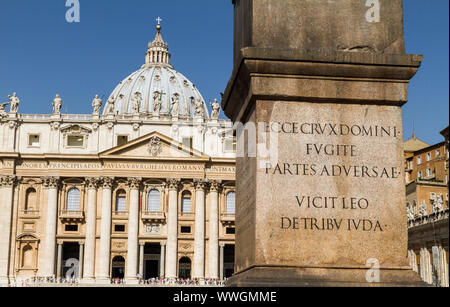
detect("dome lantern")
[144,17,172,68]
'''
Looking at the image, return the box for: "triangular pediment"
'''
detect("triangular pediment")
[99,131,209,160]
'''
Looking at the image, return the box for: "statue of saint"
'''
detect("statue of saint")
[92,95,103,115]
[419,202,428,217]
[0,102,9,117]
[194,98,204,118]
[210,99,221,120]
[406,205,414,222]
[8,92,20,113]
[153,91,162,114]
[106,96,116,115]
[52,94,63,114]
[132,92,142,115]
[433,196,444,214]
[170,94,180,117]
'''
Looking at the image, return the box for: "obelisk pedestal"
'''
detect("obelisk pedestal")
[223,0,425,287]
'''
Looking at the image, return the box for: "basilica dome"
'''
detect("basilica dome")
[103,25,209,118]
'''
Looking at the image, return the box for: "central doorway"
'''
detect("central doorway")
[111,256,125,279]
[143,243,161,279]
[62,242,79,279]
[178,257,191,279]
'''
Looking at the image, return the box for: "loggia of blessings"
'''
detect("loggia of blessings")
[265,163,401,179]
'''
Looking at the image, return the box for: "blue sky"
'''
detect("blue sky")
[0,0,448,144]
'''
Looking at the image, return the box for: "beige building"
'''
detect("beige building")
[0,25,236,286]
[405,129,449,287]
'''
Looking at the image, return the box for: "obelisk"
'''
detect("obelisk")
[222,0,425,286]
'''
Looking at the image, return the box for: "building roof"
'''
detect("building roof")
[404,133,430,153]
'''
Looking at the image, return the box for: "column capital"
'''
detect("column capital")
[194,179,208,191]
[85,177,100,190]
[0,175,17,188]
[127,177,142,190]
[167,178,181,191]
[139,242,146,247]
[219,243,226,248]
[209,180,222,193]
[100,177,114,189]
[42,176,60,189]
[160,242,167,247]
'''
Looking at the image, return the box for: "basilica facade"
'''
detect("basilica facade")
[0,24,236,285]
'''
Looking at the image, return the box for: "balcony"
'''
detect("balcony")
[19,210,40,219]
[59,210,84,223]
[179,212,195,221]
[112,211,129,220]
[141,211,166,224]
[221,213,235,225]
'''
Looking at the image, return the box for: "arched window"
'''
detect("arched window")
[148,189,161,212]
[226,192,236,214]
[25,188,37,211]
[67,188,81,211]
[181,191,192,213]
[116,190,127,212]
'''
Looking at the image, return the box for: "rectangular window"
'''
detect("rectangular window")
[28,135,40,147]
[182,137,193,149]
[117,135,128,147]
[417,156,422,165]
[426,168,432,177]
[67,135,84,147]
[418,171,422,179]
[224,138,236,152]
[114,225,126,232]
[226,227,236,235]
[116,196,126,212]
[181,197,191,213]
[426,153,431,161]
[436,150,441,157]
[180,226,191,234]
[65,225,78,232]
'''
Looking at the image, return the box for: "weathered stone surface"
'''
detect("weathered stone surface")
[224,0,425,287]
[232,0,405,65]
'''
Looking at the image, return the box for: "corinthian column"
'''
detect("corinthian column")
[82,178,99,284]
[193,179,206,279]
[126,178,141,284]
[0,175,16,286]
[207,181,220,279]
[166,179,180,279]
[97,177,114,284]
[41,177,59,278]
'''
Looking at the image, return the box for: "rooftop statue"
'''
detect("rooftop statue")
[92,95,103,115]
[8,92,20,113]
[52,94,63,115]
